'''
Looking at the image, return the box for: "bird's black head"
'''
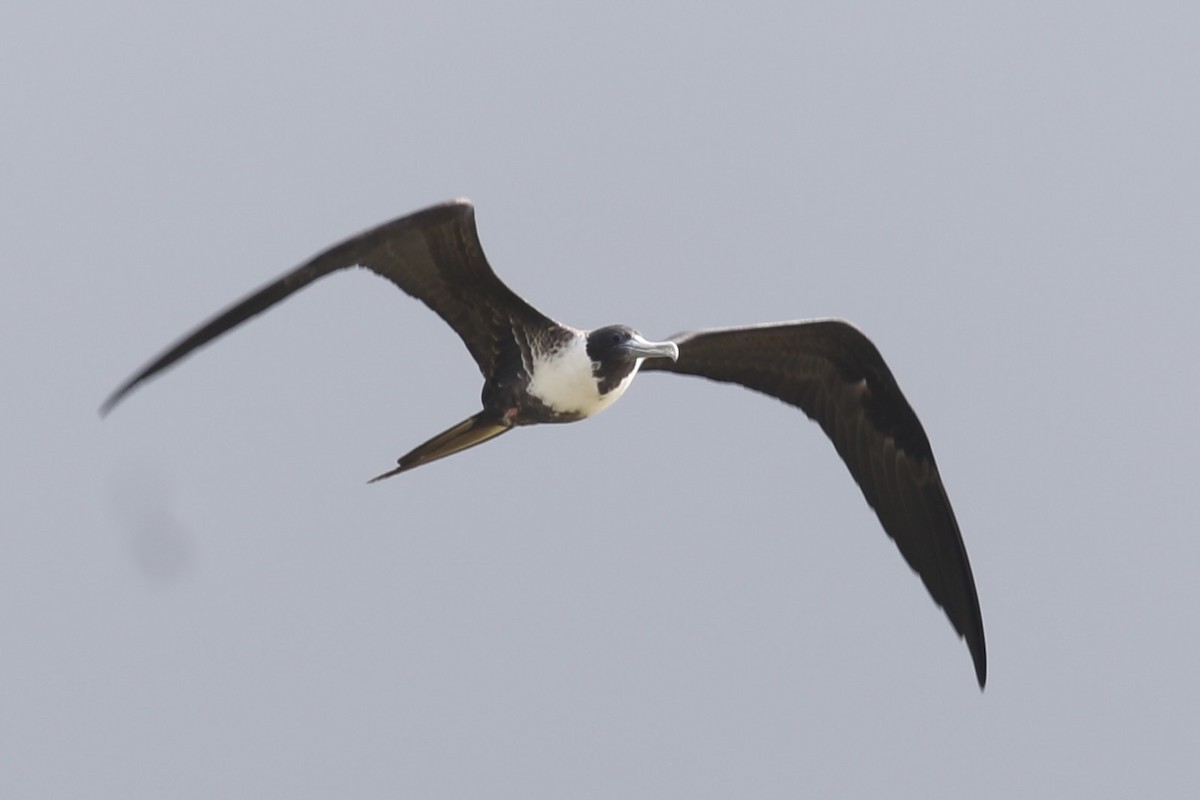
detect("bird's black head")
[585,325,679,394]
[586,325,679,364]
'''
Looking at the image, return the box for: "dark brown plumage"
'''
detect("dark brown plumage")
[639,322,986,686]
[102,199,986,687]
[100,201,557,415]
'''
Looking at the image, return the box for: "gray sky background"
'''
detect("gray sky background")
[4,2,1198,797]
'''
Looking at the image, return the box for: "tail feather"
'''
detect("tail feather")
[368,413,512,483]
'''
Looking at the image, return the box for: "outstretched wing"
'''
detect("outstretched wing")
[101,200,558,414]
[639,319,986,687]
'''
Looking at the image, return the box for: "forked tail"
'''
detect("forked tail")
[368,412,512,483]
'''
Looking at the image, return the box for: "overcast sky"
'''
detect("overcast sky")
[3,2,1198,797]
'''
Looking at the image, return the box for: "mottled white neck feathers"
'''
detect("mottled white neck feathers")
[526,334,639,418]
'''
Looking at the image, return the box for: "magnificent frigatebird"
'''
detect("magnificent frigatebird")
[101,199,986,687]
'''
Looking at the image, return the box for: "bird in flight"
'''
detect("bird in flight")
[102,199,986,687]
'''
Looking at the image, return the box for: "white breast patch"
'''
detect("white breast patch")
[527,334,639,418]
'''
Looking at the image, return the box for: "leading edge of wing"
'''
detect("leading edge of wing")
[99,200,476,415]
[639,319,987,686]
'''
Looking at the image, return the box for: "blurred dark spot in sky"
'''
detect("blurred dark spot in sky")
[109,466,194,585]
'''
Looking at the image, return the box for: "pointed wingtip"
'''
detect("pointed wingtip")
[98,389,125,418]
[964,625,987,690]
[99,373,146,418]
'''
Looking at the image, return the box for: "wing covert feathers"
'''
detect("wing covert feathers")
[100,201,558,414]
[640,320,987,686]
